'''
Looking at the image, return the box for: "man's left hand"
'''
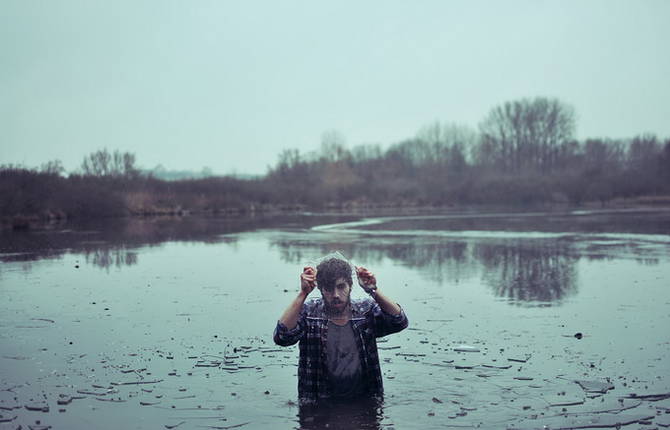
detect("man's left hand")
[356,266,377,291]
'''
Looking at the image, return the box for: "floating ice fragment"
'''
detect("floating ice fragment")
[624,392,670,401]
[455,364,475,369]
[656,413,670,427]
[510,413,655,429]
[548,398,585,407]
[76,389,108,396]
[574,380,614,394]
[508,355,532,363]
[654,398,670,411]
[453,345,480,353]
[111,379,163,386]
[56,396,72,405]
[482,364,512,369]
[24,402,49,412]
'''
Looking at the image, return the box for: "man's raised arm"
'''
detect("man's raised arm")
[356,266,408,336]
[371,288,402,316]
[273,267,316,346]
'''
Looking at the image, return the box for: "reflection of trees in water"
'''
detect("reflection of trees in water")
[84,247,138,270]
[271,237,578,305]
[270,239,475,285]
[0,214,361,267]
[272,241,386,268]
[579,241,663,265]
[474,240,577,304]
[636,257,660,265]
[0,216,247,268]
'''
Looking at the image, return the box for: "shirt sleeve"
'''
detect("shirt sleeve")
[273,311,306,346]
[371,301,408,338]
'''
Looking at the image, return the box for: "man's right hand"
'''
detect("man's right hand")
[300,266,317,296]
[278,266,316,332]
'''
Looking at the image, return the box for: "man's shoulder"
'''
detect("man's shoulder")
[351,297,376,317]
[302,298,325,317]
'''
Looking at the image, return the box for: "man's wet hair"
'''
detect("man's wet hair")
[316,258,353,291]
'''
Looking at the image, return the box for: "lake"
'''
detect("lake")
[1,208,670,430]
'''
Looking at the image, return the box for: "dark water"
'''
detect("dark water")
[1,209,669,429]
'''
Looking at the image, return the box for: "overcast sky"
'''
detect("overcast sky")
[2,0,669,175]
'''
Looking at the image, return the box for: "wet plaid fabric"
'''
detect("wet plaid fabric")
[273,297,408,405]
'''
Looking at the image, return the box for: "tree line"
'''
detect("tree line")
[266,97,669,207]
[2,97,670,222]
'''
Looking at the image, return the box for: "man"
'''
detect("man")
[273,257,408,405]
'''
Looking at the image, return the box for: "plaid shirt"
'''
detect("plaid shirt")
[273,297,408,405]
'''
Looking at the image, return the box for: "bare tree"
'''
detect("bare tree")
[274,148,302,177]
[320,130,349,162]
[627,134,660,171]
[40,159,65,176]
[478,97,576,173]
[661,140,670,186]
[350,143,382,161]
[122,152,139,178]
[81,149,138,177]
[624,134,662,195]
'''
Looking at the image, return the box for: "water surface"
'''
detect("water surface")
[1,209,669,429]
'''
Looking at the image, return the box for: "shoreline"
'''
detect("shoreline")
[4,197,670,231]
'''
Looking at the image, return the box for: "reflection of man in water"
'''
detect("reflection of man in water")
[273,257,408,406]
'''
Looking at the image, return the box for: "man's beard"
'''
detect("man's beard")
[325,296,351,317]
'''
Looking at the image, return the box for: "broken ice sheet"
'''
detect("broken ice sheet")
[508,354,532,363]
[547,398,642,415]
[655,413,670,427]
[574,379,615,394]
[0,392,20,411]
[539,382,587,407]
[454,363,477,370]
[653,398,670,411]
[482,364,512,369]
[507,396,549,412]
[509,413,656,430]
[546,397,585,407]
[623,392,670,401]
[23,402,48,412]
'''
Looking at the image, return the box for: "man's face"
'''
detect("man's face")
[320,277,351,313]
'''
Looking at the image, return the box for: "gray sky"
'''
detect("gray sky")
[2,0,669,175]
